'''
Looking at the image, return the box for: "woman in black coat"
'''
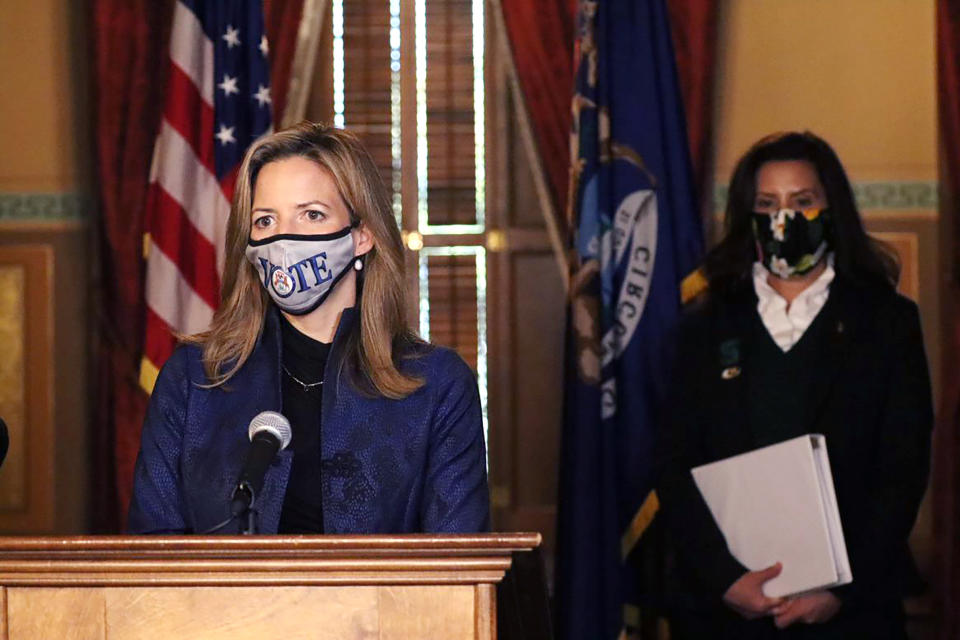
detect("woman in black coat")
[657,131,932,639]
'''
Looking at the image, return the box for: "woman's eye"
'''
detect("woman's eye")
[253,216,272,228]
[305,210,326,222]
[754,200,774,210]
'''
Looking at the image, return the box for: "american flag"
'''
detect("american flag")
[140,0,272,392]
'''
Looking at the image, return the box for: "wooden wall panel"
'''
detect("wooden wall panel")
[872,230,920,302]
[510,253,563,508]
[863,214,940,404]
[502,83,544,230]
[864,217,939,640]
[486,26,566,566]
[0,225,89,534]
[0,264,27,510]
[2,3,96,535]
[0,245,53,533]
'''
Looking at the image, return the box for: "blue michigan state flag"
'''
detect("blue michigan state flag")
[555,0,704,638]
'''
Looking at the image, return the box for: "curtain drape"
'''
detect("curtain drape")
[91,0,174,531]
[935,2,960,637]
[667,1,719,214]
[498,0,718,251]
[264,0,306,122]
[91,1,304,530]
[499,0,576,221]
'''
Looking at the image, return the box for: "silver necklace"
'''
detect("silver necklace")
[282,365,323,392]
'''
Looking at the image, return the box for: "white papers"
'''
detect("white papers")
[691,434,852,598]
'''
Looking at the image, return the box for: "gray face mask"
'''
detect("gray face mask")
[244,224,357,315]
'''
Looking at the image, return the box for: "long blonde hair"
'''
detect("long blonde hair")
[190,122,422,398]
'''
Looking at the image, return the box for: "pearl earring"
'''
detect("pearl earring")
[354,257,364,271]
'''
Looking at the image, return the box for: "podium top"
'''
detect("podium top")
[0,532,540,554]
[0,533,542,587]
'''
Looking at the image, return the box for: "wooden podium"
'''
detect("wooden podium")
[0,533,541,639]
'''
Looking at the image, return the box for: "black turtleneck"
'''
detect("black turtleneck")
[277,314,330,534]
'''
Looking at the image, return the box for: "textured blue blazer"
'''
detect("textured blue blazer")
[128,308,490,534]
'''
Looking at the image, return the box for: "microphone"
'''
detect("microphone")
[230,411,292,521]
[0,418,8,468]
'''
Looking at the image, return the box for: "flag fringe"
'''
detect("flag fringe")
[680,268,707,304]
[139,356,160,395]
[621,489,659,560]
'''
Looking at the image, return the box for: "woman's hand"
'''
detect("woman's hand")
[722,563,785,619]
[771,591,842,628]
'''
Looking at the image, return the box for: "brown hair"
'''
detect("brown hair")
[704,131,899,295]
[188,122,422,398]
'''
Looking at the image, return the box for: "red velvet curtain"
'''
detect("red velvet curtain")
[91,1,304,531]
[936,1,960,637]
[499,0,719,238]
[91,0,174,532]
[668,1,719,214]
[264,0,306,121]
[499,0,576,221]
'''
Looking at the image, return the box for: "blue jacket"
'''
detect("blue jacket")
[128,308,490,534]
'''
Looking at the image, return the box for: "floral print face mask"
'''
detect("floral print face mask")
[751,207,830,278]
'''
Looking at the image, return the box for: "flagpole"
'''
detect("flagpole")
[488,0,571,291]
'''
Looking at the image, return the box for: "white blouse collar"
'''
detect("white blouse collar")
[752,254,835,352]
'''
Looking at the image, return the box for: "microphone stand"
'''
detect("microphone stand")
[238,506,257,535]
[231,482,259,535]
[198,484,259,535]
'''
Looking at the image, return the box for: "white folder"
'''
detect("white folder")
[691,434,852,598]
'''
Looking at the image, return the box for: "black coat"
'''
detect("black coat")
[656,276,932,639]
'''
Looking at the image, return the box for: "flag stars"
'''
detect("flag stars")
[222,25,241,49]
[259,35,269,57]
[253,84,272,108]
[215,124,237,146]
[218,74,239,97]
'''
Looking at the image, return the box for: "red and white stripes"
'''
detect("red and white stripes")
[140,1,229,393]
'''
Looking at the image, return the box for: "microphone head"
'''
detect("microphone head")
[0,418,7,468]
[247,411,292,450]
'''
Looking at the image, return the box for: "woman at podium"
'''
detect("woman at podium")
[657,131,931,638]
[128,123,490,535]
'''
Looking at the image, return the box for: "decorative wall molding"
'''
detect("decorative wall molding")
[4,183,938,222]
[0,193,85,223]
[712,185,727,212]
[713,181,938,213]
[851,182,938,210]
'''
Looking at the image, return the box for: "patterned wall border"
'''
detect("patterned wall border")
[4,184,938,222]
[0,193,86,223]
[713,181,938,212]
